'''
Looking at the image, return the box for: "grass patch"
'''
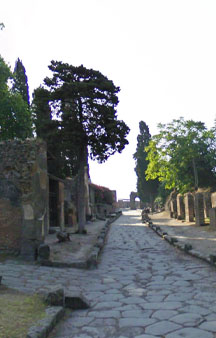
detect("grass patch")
[0,286,46,338]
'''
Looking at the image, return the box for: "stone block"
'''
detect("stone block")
[65,295,90,309]
[38,244,50,260]
[184,193,194,222]
[194,193,205,226]
[177,194,185,220]
[45,286,65,306]
[23,204,34,220]
[184,243,193,252]
[209,208,216,228]
[211,192,216,208]
[20,239,38,261]
[203,192,211,218]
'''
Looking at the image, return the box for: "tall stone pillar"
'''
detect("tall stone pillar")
[184,193,194,222]
[194,192,205,226]
[211,192,216,208]
[58,182,65,231]
[203,192,211,218]
[177,194,185,220]
[130,192,137,210]
[170,197,177,218]
[209,208,216,228]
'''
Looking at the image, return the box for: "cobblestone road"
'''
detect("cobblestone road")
[2,210,216,337]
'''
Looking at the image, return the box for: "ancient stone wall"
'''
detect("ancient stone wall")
[0,139,48,259]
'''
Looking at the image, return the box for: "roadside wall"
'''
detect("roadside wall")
[0,139,49,258]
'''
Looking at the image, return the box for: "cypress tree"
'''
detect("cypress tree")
[13,58,30,106]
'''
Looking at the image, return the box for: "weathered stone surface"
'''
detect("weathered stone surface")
[209,207,216,228]
[145,321,181,335]
[184,192,194,222]
[194,192,205,226]
[166,327,214,338]
[177,194,185,220]
[65,295,90,309]
[45,286,65,306]
[23,204,34,220]
[38,244,50,260]
[0,139,48,257]
[56,231,70,242]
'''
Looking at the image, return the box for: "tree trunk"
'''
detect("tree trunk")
[77,145,88,233]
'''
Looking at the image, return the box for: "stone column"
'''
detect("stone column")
[58,182,65,231]
[184,193,194,222]
[130,192,137,210]
[194,192,205,226]
[209,208,216,228]
[170,198,177,218]
[203,192,211,218]
[177,194,185,220]
[211,192,216,208]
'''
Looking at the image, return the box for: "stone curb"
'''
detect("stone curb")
[148,221,216,268]
[86,211,122,268]
[40,211,122,270]
[26,306,65,338]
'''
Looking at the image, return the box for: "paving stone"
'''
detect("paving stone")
[181,304,211,315]
[145,321,181,335]
[151,310,178,320]
[93,301,123,309]
[142,301,182,310]
[135,335,157,338]
[170,312,204,326]
[2,210,216,338]
[199,321,216,332]
[119,317,156,328]
[121,310,151,318]
[166,327,214,338]
[87,310,120,318]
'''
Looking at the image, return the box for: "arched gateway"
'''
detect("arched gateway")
[130,191,139,210]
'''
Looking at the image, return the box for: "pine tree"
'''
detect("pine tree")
[33,61,130,232]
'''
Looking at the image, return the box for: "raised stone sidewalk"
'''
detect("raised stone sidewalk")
[148,211,216,266]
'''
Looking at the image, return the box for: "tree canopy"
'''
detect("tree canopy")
[0,56,32,140]
[145,117,216,193]
[33,61,130,230]
[133,121,159,205]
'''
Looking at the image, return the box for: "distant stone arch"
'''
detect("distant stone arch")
[130,191,139,210]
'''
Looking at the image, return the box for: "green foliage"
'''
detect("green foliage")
[33,61,130,177]
[133,121,159,203]
[146,117,216,193]
[0,56,32,140]
[32,61,129,230]
[13,58,30,106]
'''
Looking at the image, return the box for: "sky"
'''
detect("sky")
[1,0,216,200]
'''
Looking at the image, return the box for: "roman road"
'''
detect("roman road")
[1,210,216,337]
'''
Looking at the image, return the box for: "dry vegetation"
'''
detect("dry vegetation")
[0,285,46,338]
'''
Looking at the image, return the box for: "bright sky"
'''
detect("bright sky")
[1,0,216,200]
